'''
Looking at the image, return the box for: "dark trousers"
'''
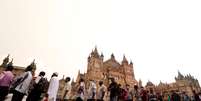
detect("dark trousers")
[87,99,95,101]
[26,89,42,101]
[126,100,133,101]
[97,99,104,101]
[76,97,83,101]
[0,86,9,101]
[11,90,25,101]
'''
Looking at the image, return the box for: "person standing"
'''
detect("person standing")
[26,71,48,101]
[132,85,142,101]
[97,81,106,101]
[0,65,14,101]
[62,77,71,101]
[192,90,200,101]
[125,84,133,101]
[148,88,157,101]
[87,80,96,101]
[47,72,59,101]
[140,87,148,101]
[181,92,190,101]
[171,91,181,101]
[11,65,35,101]
[76,78,85,101]
[108,78,118,101]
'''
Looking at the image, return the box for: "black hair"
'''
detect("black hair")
[99,81,103,85]
[39,71,46,76]
[134,85,138,90]
[6,65,14,71]
[65,77,71,82]
[25,65,33,72]
[79,78,84,83]
[51,73,58,77]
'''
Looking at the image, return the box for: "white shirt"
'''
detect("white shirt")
[63,82,71,99]
[97,84,106,100]
[35,76,42,84]
[15,71,33,94]
[47,76,59,101]
[78,82,85,100]
[88,82,96,99]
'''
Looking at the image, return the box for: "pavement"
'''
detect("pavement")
[4,94,27,101]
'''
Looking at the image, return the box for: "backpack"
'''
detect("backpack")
[34,78,49,93]
[10,72,29,93]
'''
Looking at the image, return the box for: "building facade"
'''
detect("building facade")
[145,71,201,99]
[67,47,137,99]
[0,55,36,77]
[0,55,25,76]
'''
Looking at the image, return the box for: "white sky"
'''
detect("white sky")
[0,0,201,86]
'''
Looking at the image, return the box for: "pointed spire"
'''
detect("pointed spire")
[122,54,128,64]
[111,53,115,60]
[130,60,133,65]
[90,49,94,56]
[94,46,98,53]
[101,52,104,57]
[100,52,104,61]
[7,58,13,67]
[88,55,91,62]
[29,59,36,70]
[1,54,10,67]
[177,70,184,80]
[123,55,128,61]
[91,46,100,58]
[4,54,9,61]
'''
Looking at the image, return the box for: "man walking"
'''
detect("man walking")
[0,65,14,101]
[63,77,71,101]
[11,65,35,101]
[97,81,106,101]
[47,72,59,101]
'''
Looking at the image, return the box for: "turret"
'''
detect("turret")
[27,59,36,71]
[178,70,184,80]
[91,46,100,58]
[88,55,91,62]
[7,58,13,67]
[121,55,128,65]
[1,54,10,68]
[111,53,115,60]
[100,53,104,61]
[130,60,133,67]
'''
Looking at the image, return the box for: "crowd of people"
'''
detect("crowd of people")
[0,65,201,101]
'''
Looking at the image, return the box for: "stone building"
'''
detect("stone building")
[0,55,36,77]
[67,47,138,98]
[0,55,25,76]
[145,71,201,99]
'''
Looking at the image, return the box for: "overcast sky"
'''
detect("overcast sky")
[0,0,201,86]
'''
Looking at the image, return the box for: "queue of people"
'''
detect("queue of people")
[1,65,201,101]
[0,65,60,101]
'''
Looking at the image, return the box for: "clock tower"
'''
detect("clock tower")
[87,47,104,81]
